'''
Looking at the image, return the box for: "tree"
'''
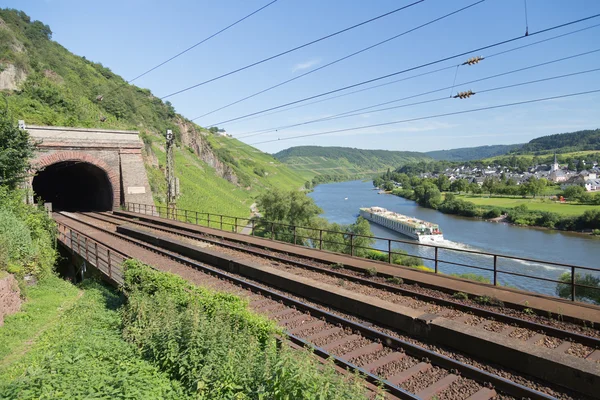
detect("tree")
[373,177,384,188]
[525,177,546,197]
[382,181,394,191]
[562,185,585,201]
[482,177,497,196]
[414,182,442,209]
[436,175,450,192]
[0,112,34,188]
[450,178,467,193]
[556,272,600,304]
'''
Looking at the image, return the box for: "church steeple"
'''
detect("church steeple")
[552,152,559,172]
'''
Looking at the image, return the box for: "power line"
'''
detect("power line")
[127,0,280,85]
[191,0,486,121]
[249,89,600,145]
[159,1,425,99]
[237,49,600,138]
[209,13,600,127]
[101,0,280,99]
[231,22,600,130]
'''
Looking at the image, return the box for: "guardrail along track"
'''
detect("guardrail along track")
[123,202,600,304]
[54,211,573,400]
[87,211,600,354]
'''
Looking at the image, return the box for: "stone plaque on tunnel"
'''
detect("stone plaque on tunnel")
[127,186,146,194]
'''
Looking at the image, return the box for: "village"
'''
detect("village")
[417,154,600,192]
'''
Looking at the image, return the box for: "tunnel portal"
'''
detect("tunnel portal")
[32,161,114,211]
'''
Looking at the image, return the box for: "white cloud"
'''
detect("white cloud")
[292,59,320,72]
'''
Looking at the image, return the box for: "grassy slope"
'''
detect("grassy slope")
[482,150,600,163]
[0,9,305,217]
[454,194,600,216]
[0,278,188,399]
[207,135,306,192]
[275,146,431,180]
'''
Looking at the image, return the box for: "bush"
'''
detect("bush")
[386,277,403,285]
[121,261,371,399]
[0,187,57,281]
[452,292,469,300]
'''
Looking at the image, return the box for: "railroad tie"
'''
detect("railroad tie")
[280,313,311,326]
[416,373,459,399]
[555,340,572,354]
[254,302,282,313]
[362,351,406,373]
[386,362,431,386]
[288,320,326,335]
[465,387,497,400]
[270,308,298,318]
[525,333,545,345]
[340,342,383,362]
[321,334,361,351]
[586,349,600,361]
[306,326,343,342]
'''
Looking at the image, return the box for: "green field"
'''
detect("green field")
[454,194,600,216]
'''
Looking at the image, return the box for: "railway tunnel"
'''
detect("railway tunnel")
[32,160,114,211]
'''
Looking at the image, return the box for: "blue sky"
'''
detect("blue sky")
[5,0,600,153]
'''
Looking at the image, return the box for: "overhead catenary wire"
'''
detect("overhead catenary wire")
[237,48,600,138]
[160,0,426,100]
[208,13,600,127]
[248,89,600,145]
[101,0,280,99]
[191,0,486,121]
[231,22,600,130]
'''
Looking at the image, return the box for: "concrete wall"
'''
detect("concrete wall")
[26,124,154,207]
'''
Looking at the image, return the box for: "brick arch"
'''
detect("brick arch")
[32,151,120,208]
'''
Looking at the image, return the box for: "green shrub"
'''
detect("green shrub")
[386,276,403,285]
[452,292,469,300]
[365,267,377,277]
[331,262,344,270]
[121,261,371,399]
[0,187,57,281]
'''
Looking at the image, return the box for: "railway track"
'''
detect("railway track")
[55,211,596,399]
[90,211,600,351]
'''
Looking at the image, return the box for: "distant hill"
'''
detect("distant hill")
[515,129,600,154]
[274,146,431,180]
[425,144,523,161]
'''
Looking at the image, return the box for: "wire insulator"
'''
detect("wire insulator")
[462,56,484,65]
[453,90,475,99]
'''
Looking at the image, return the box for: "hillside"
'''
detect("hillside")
[274,146,431,181]
[515,129,600,154]
[0,9,306,216]
[425,144,523,161]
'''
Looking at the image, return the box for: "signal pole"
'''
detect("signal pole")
[166,129,176,218]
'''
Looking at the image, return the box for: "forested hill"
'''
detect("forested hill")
[425,144,523,161]
[0,9,306,216]
[515,129,600,154]
[274,146,431,180]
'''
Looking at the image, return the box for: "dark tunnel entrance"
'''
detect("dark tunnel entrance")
[32,161,114,211]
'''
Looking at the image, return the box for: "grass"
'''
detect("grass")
[0,278,188,399]
[0,275,80,363]
[454,194,600,216]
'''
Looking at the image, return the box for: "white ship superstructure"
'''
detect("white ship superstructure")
[359,207,444,242]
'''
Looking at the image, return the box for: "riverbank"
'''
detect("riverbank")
[391,188,600,234]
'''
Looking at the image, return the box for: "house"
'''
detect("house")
[585,179,600,192]
[579,170,597,180]
[561,175,585,190]
[549,169,568,183]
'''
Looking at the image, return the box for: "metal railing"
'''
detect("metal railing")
[123,202,600,303]
[57,220,127,284]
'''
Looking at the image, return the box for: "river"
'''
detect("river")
[309,180,600,298]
